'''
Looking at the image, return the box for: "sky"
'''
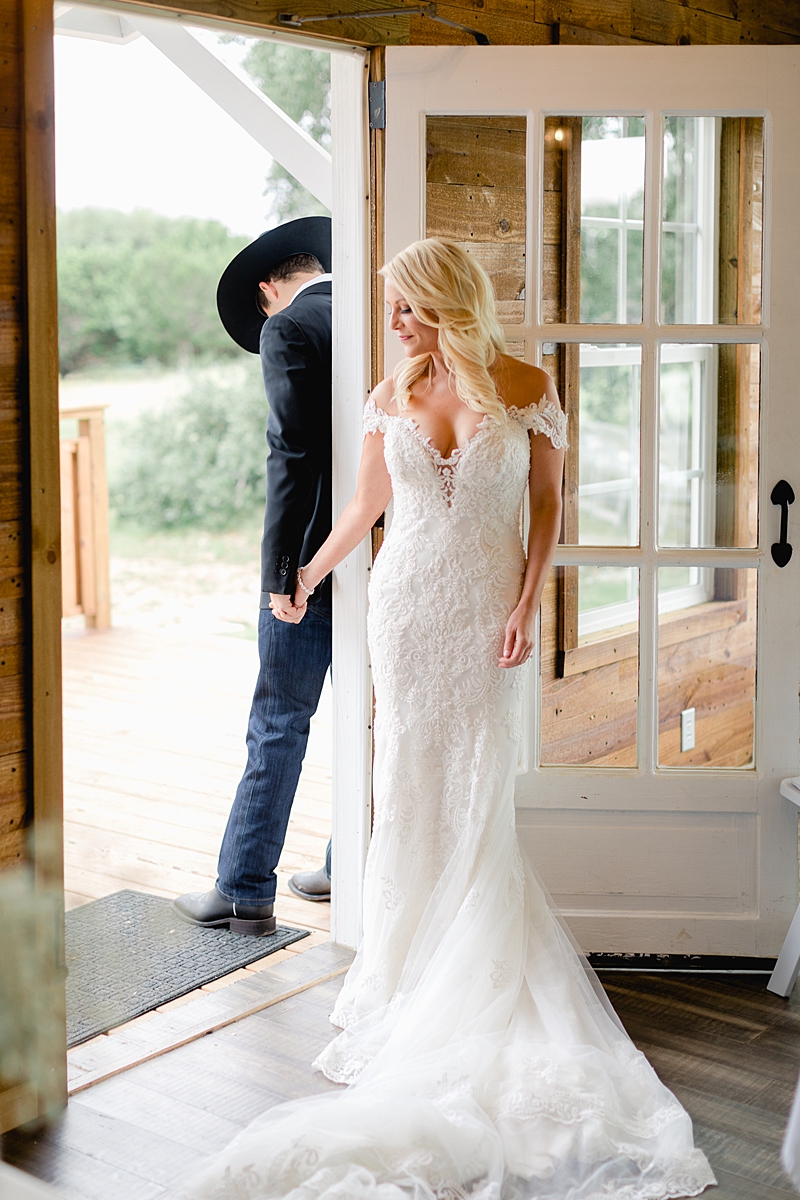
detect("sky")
[54,25,278,238]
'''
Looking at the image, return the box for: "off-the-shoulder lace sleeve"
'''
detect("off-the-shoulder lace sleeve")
[509,396,568,450]
[363,396,390,436]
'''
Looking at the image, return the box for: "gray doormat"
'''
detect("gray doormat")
[65,890,309,1047]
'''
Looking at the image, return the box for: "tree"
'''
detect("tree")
[57,208,248,373]
[239,41,331,222]
[110,361,268,530]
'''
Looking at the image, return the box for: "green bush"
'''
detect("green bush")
[109,363,267,531]
[58,208,249,374]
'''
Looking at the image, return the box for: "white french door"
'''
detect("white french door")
[384,45,800,956]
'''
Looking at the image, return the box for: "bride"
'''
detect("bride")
[177,239,715,1200]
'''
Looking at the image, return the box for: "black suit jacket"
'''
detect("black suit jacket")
[259,279,332,610]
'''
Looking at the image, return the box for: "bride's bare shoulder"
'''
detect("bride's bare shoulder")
[371,377,400,416]
[496,356,559,409]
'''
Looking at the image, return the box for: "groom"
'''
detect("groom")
[173,216,333,935]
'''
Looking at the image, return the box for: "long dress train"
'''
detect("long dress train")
[175,396,715,1200]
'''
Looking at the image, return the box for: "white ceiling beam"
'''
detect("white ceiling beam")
[124,14,332,209]
[54,5,141,43]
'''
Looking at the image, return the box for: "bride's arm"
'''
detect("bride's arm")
[298,425,393,600]
[500,398,565,669]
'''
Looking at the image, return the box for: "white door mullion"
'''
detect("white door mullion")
[639,557,658,772]
[642,107,655,329]
[639,338,657,774]
[640,105,662,775]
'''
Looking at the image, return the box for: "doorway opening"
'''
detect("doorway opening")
[54,6,344,1041]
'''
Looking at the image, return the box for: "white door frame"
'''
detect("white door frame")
[330,49,372,949]
[384,45,800,957]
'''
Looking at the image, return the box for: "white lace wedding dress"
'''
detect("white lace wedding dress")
[176,396,715,1200]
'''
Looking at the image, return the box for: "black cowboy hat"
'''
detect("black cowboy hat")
[216,216,331,354]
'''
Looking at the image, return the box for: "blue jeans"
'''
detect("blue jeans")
[217,603,332,905]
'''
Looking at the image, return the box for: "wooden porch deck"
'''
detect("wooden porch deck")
[62,625,331,933]
[2,961,797,1199]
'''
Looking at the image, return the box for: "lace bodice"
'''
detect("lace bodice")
[362,393,567,511]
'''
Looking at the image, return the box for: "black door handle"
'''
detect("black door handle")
[771,480,795,567]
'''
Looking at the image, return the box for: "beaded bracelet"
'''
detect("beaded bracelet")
[296,567,315,597]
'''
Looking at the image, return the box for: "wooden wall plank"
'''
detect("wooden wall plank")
[102,0,410,45]
[659,702,754,767]
[410,8,551,44]
[426,117,526,187]
[738,121,763,326]
[0,596,25,646]
[426,183,526,243]
[542,589,757,766]
[0,8,20,131]
[740,20,799,45]
[630,0,740,45]
[19,0,67,1126]
[690,0,739,24]
[426,115,527,322]
[536,0,632,38]
[738,0,800,37]
[0,825,25,867]
[452,242,526,308]
[556,22,645,44]
[0,749,24,794]
[718,116,741,326]
[0,0,25,896]
[22,0,62,874]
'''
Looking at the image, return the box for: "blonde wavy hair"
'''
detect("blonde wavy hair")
[381,239,507,423]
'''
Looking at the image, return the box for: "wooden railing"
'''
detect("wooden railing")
[59,405,110,629]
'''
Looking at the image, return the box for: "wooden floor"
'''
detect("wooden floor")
[3,969,797,1199]
[61,626,332,933]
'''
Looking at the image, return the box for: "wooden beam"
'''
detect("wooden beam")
[84,0,410,46]
[80,412,111,629]
[21,0,67,1121]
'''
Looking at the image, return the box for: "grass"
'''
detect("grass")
[109,510,263,567]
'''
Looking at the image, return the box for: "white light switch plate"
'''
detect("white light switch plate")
[680,707,696,752]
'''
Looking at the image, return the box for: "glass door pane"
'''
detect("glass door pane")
[658,567,757,767]
[541,566,639,767]
[661,117,764,324]
[544,342,641,546]
[542,116,645,325]
[426,115,526,325]
[659,343,760,548]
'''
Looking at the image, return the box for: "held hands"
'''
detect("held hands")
[499,601,536,668]
[268,565,318,623]
[269,593,307,624]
